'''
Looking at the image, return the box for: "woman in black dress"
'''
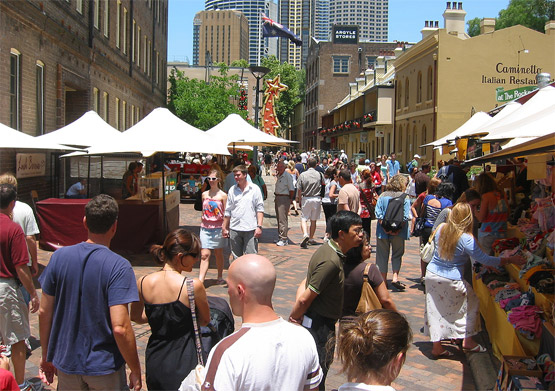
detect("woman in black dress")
[130,229,210,390]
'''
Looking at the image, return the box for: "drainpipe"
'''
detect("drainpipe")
[432,52,438,167]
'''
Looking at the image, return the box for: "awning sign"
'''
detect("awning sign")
[16,153,46,179]
[495,86,536,102]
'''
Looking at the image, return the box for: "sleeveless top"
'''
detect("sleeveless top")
[424,194,452,228]
[142,277,198,391]
[479,191,508,238]
[201,197,225,229]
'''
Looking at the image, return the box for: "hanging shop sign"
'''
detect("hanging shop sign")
[375,128,384,138]
[16,153,46,179]
[495,86,536,102]
[360,132,368,143]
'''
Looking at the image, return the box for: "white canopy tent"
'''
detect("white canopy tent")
[36,111,122,148]
[425,112,491,148]
[84,108,230,156]
[0,122,76,150]
[206,113,297,147]
[482,104,555,141]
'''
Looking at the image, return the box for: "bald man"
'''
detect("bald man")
[200,255,322,391]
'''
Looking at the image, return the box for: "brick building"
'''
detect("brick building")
[0,0,168,200]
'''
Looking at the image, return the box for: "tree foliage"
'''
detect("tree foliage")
[496,0,554,32]
[260,56,305,137]
[167,63,246,130]
[467,17,482,37]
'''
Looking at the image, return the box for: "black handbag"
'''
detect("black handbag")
[194,189,203,211]
[412,200,426,237]
[319,172,326,198]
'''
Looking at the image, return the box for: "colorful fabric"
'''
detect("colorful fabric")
[479,191,508,238]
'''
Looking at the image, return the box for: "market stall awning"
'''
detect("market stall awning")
[425,112,491,148]
[481,104,555,141]
[0,122,77,150]
[36,111,122,148]
[83,108,230,156]
[465,131,555,164]
[206,113,298,146]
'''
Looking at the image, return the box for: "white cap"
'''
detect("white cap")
[341,150,345,153]
[414,154,421,159]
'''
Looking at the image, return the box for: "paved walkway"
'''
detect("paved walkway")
[24,173,490,390]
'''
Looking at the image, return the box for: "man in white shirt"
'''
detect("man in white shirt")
[201,254,322,391]
[65,179,87,199]
[223,165,264,259]
[274,160,295,246]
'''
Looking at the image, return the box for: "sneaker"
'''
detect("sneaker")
[276,240,288,246]
[300,236,309,248]
[0,344,11,358]
[308,239,319,245]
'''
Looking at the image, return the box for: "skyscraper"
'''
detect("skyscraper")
[204,0,278,65]
[330,0,389,42]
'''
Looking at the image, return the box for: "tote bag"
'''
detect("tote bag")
[355,263,382,314]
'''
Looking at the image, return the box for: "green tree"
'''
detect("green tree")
[496,0,554,32]
[467,17,482,37]
[167,63,246,130]
[260,56,305,138]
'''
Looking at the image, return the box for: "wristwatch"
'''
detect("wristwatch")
[257,225,263,229]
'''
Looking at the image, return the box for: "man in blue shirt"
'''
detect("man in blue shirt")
[38,195,141,391]
[386,153,401,181]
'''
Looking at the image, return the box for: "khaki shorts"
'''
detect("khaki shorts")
[301,197,322,221]
[0,278,30,345]
[57,366,127,390]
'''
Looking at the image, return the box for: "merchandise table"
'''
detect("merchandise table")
[36,197,179,253]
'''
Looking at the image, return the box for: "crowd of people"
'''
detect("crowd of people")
[0,145,531,390]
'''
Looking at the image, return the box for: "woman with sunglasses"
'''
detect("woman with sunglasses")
[130,229,210,391]
[199,169,227,283]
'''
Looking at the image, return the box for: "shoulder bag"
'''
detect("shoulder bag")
[355,263,382,315]
[359,187,377,220]
[180,278,205,389]
[412,199,426,237]
[420,224,442,264]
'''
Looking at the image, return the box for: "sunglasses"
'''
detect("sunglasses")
[207,177,218,181]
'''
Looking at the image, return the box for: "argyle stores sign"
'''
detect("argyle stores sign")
[16,153,46,179]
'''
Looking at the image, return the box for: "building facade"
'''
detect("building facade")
[394,2,555,165]
[330,0,389,42]
[304,39,399,150]
[0,0,168,200]
[193,10,249,66]
[204,0,278,65]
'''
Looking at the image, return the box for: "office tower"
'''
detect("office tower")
[204,0,278,64]
[193,10,250,66]
[330,0,389,42]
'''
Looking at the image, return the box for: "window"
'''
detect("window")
[396,81,402,109]
[421,125,427,155]
[132,20,136,61]
[136,107,140,124]
[332,56,349,73]
[404,78,409,107]
[10,50,21,130]
[76,0,83,14]
[131,105,135,126]
[122,101,127,130]
[427,66,433,100]
[116,1,121,48]
[115,98,120,130]
[103,0,109,37]
[137,26,141,67]
[94,0,100,29]
[416,71,422,103]
[143,35,147,73]
[36,61,45,135]
[103,92,109,121]
[93,88,100,113]
[147,40,152,76]
[156,51,160,85]
[122,8,128,54]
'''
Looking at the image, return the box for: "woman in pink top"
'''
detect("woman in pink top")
[199,169,227,283]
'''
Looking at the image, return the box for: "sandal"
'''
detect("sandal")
[463,344,487,353]
[432,350,454,359]
[391,281,406,290]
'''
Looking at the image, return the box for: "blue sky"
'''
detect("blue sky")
[167,0,510,62]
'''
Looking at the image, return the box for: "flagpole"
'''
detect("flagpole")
[258,11,262,66]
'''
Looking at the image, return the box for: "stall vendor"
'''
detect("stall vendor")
[66,179,87,199]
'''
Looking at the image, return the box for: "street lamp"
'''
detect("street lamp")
[249,65,270,165]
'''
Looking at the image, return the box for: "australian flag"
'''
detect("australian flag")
[262,14,302,46]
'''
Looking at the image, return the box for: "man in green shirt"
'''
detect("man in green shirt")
[289,211,363,390]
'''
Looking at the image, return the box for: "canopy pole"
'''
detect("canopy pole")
[87,156,91,198]
[161,152,168,237]
[100,156,104,194]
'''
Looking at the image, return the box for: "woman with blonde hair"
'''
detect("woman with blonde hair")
[336,310,412,390]
[130,229,210,390]
[425,203,525,358]
[199,169,227,283]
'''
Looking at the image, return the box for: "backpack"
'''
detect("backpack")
[380,193,408,235]
[200,296,235,360]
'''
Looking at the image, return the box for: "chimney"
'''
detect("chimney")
[545,20,555,36]
[349,82,357,97]
[375,56,386,82]
[443,1,467,38]
[421,20,439,39]
[364,69,375,85]
[356,77,365,90]
[480,18,495,34]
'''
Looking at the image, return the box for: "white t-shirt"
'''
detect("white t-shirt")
[301,152,308,164]
[13,201,40,266]
[205,317,322,391]
[338,383,396,391]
